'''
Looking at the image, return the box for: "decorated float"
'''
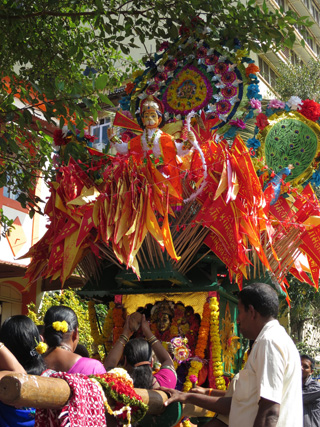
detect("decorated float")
[21,17,320,427]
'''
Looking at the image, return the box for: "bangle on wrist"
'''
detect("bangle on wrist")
[147,335,157,343]
[118,338,126,347]
[151,339,159,346]
[120,334,129,343]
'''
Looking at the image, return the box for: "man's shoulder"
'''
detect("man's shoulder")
[305,378,320,391]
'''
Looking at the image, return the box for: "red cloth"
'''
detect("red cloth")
[35,372,106,427]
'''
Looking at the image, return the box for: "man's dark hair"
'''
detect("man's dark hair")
[238,283,279,318]
[301,354,315,370]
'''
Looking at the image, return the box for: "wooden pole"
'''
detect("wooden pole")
[0,373,71,409]
[0,374,213,418]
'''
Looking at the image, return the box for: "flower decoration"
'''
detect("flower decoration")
[189,375,198,387]
[250,98,261,112]
[125,82,135,95]
[102,301,115,352]
[113,305,125,344]
[229,119,246,129]
[35,341,48,355]
[53,129,68,146]
[183,301,210,392]
[146,83,160,95]
[154,71,168,83]
[221,71,237,86]
[247,137,261,151]
[209,297,226,390]
[52,320,68,333]
[245,63,260,77]
[90,369,148,426]
[216,100,231,115]
[205,55,219,66]
[268,99,286,110]
[298,99,320,122]
[215,63,228,75]
[171,337,191,363]
[197,46,208,58]
[286,96,302,110]
[159,41,170,51]
[221,86,237,99]
[255,113,269,130]
[164,59,178,72]
[247,85,261,100]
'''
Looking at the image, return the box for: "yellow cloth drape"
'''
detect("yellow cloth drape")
[122,292,209,315]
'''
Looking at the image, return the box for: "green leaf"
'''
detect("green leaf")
[95,74,109,90]
[99,93,114,106]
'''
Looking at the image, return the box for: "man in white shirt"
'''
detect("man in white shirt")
[162,282,303,427]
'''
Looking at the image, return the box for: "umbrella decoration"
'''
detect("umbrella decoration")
[22,26,320,297]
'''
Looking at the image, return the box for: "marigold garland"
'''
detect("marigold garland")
[183,301,210,391]
[209,297,226,391]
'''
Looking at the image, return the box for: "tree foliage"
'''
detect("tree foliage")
[27,289,96,354]
[0,0,313,228]
[275,59,320,102]
[280,275,320,353]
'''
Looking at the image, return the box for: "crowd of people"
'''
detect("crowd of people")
[0,283,319,427]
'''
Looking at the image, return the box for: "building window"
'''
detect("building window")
[311,2,320,24]
[275,0,285,10]
[90,117,111,151]
[305,33,314,50]
[258,58,277,88]
[291,51,301,66]
[3,186,19,201]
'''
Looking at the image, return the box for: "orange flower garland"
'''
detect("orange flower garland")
[103,302,115,352]
[183,301,210,391]
[209,297,226,390]
[113,306,125,344]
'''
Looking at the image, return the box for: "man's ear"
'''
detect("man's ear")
[248,304,256,319]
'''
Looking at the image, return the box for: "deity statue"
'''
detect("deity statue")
[151,300,175,338]
[108,95,197,195]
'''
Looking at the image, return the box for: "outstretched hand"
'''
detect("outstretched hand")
[190,385,207,395]
[159,387,188,407]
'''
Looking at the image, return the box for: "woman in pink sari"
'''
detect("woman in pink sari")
[42,306,106,375]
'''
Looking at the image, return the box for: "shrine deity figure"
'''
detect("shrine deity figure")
[108,95,197,195]
[150,300,175,339]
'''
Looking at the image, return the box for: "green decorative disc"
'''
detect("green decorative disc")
[262,112,320,185]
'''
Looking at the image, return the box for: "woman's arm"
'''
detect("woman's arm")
[0,343,26,378]
[104,316,133,370]
[141,315,173,368]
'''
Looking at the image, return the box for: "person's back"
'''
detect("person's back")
[229,283,303,427]
[0,315,46,427]
[231,319,302,426]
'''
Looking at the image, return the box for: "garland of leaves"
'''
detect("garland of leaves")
[183,300,210,391]
[88,301,104,346]
[90,371,148,426]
